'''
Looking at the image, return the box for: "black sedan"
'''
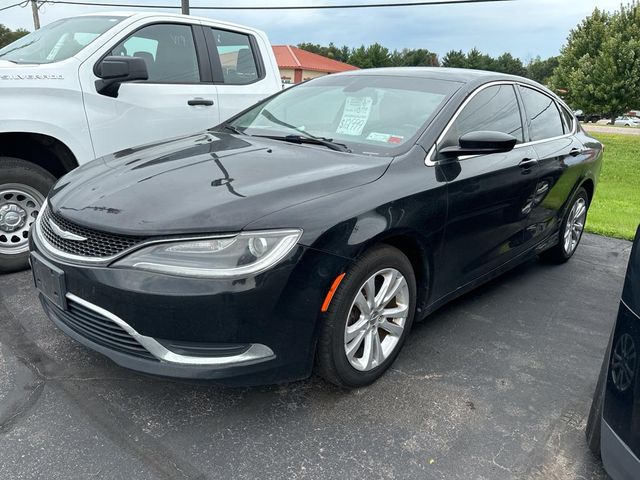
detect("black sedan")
[587,225,640,479]
[29,68,603,387]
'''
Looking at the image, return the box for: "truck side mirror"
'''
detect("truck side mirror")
[95,56,149,98]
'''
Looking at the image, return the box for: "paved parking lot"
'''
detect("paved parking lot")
[0,234,631,479]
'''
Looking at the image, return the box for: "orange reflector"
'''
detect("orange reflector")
[321,273,346,312]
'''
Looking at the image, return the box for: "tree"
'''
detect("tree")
[550,2,640,122]
[493,52,527,76]
[0,24,29,49]
[442,49,527,75]
[441,49,467,68]
[395,48,439,67]
[526,56,559,85]
[348,43,393,68]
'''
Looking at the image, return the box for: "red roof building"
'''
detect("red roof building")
[272,45,359,85]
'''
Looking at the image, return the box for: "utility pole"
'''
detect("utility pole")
[181,0,189,15]
[31,0,41,30]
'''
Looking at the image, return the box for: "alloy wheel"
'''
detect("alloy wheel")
[563,197,586,255]
[0,184,44,256]
[343,268,410,371]
[611,333,636,392]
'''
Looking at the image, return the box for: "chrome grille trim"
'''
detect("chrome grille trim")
[33,200,237,266]
[65,294,275,366]
[39,205,146,259]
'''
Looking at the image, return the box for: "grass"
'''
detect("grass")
[585,133,640,241]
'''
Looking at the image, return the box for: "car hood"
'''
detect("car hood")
[49,131,392,236]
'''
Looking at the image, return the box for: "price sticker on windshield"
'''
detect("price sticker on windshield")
[336,97,373,136]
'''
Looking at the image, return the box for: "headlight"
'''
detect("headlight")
[112,229,302,278]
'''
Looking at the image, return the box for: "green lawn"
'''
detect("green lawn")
[586,133,640,240]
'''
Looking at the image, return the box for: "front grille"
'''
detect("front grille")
[47,296,157,361]
[40,207,146,258]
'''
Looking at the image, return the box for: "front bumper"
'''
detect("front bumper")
[31,235,351,385]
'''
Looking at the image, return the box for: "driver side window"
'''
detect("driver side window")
[109,23,200,84]
[441,84,523,149]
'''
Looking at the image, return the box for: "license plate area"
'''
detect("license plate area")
[31,252,67,310]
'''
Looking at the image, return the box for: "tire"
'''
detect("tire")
[316,245,417,388]
[0,157,56,273]
[539,187,589,264]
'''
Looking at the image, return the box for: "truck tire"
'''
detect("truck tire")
[0,157,56,273]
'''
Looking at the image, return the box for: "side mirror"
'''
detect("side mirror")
[439,131,518,158]
[95,56,149,98]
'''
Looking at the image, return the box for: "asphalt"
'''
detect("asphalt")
[0,233,632,480]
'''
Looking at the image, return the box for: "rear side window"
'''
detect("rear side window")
[210,28,259,85]
[442,84,524,147]
[518,86,564,141]
[559,105,575,134]
[110,24,200,84]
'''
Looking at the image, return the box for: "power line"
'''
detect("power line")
[17,0,516,11]
[0,1,27,13]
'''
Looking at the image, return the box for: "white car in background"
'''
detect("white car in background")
[614,116,640,127]
[0,12,282,272]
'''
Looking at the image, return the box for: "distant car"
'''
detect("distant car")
[587,225,640,479]
[614,116,640,127]
[30,68,603,387]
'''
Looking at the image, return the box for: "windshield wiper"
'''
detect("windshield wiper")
[220,124,246,135]
[258,109,350,152]
[254,134,351,152]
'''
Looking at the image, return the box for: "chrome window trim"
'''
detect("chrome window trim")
[425,80,577,167]
[622,299,640,320]
[67,293,275,366]
[33,200,235,266]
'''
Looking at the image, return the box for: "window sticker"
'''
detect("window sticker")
[366,132,391,142]
[336,97,373,136]
[366,132,404,144]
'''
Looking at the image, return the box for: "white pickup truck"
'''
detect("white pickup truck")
[0,12,282,272]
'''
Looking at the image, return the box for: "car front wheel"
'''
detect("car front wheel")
[0,157,55,273]
[316,245,417,388]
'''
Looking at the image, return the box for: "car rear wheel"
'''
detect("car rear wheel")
[539,187,589,264]
[0,157,55,273]
[316,245,417,388]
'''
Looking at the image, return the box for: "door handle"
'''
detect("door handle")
[518,158,538,169]
[569,148,582,157]
[188,98,214,106]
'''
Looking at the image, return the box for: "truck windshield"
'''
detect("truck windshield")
[0,16,124,64]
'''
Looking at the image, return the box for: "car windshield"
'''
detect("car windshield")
[0,16,124,64]
[227,74,460,155]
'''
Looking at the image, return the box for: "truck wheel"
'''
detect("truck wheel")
[0,157,55,273]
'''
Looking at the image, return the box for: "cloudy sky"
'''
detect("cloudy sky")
[0,0,625,60]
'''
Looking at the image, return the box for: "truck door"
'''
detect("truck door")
[79,22,219,158]
[203,26,279,122]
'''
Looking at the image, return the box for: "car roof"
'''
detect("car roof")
[331,66,559,100]
[350,67,500,83]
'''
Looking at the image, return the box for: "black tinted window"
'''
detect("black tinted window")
[211,29,259,85]
[518,86,564,141]
[111,24,200,83]
[442,84,523,148]
[559,104,575,134]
